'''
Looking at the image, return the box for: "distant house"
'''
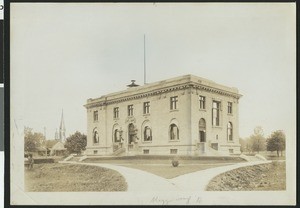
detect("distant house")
[35,147,47,156]
[49,141,67,156]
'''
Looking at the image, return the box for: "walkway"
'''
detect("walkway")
[60,160,271,192]
[60,161,180,192]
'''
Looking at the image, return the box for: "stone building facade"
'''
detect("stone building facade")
[84,74,242,156]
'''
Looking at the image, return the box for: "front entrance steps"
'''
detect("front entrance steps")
[111,147,126,156]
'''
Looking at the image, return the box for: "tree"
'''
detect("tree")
[239,138,247,153]
[64,131,87,155]
[266,130,286,157]
[24,127,45,152]
[249,126,266,153]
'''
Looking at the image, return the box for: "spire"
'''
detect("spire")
[59,109,65,131]
[59,109,66,142]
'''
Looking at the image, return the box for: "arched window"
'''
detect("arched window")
[144,126,152,141]
[93,128,99,144]
[114,129,120,142]
[199,118,206,142]
[170,124,179,140]
[227,122,233,141]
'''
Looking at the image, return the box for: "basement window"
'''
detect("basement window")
[170,149,178,154]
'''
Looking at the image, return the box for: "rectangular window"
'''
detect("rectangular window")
[170,149,178,154]
[93,111,98,122]
[113,107,119,119]
[143,149,150,154]
[128,105,133,116]
[170,96,178,110]
[94,150,98,154]
[143,102,150,114]
[229,149,234,154]
[199,96,206,109]
[212,101,220,126]
[228,102,232,114]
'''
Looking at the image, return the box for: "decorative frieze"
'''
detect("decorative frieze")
[84,81,241,109]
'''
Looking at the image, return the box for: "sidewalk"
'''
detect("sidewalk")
[60,160,271,192]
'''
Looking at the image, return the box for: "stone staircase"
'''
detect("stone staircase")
[111,147,126,156]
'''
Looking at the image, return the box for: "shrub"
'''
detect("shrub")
[172,159,179,167]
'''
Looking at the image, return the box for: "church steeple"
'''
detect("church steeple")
[59,109,66,142]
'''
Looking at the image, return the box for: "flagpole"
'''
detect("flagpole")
[144,34,146,85]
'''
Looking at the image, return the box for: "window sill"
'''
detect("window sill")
[143,113,150,116]
[93,120,99,123]
[93,143,99,146]
[170,109,179,112]
[212,125,222,129]
[199,109,206,112]
[227,113,233,116]
[169,139,180,142]
[142,141,152,143]
[113,118,120,120]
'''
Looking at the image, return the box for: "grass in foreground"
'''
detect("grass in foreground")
[25,163,127,192]
[206,161,286,191]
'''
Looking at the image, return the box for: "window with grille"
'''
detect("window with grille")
[199,96,206,109]
[143,102,150,114]
[170,149,178,154]
[113,107,119,119]
[93,110,98,122]
[212,101,220,126]
[170,96,178,110]
[228,102,232,114]
[128,105,133,116]
[227,122,233,141]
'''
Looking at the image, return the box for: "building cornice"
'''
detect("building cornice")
[84,81,242,109]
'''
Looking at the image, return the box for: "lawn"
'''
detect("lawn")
[84,156,246,179]
[206,161,286,191]
[123,163,233,179]
[25,163,127,192]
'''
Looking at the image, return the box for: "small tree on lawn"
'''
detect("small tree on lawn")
[239,138,247,153]
[249,126,266,153]
[65,131,87,155]
[266,130,286,157]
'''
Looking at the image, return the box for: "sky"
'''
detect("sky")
[10,3,296,140]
